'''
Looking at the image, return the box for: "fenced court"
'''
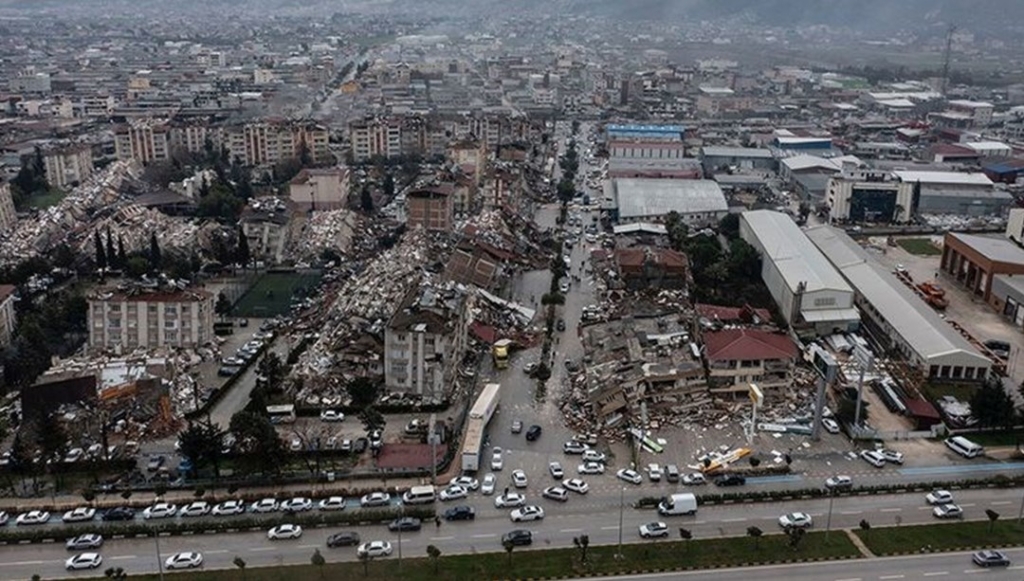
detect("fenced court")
[231,270,322,317]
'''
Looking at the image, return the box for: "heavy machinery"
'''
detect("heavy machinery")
[916,281,949,310]
[492,338,512,369]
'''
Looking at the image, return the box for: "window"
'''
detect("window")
[813,297,837,307]
[108,318,121,328]
[164,331,177,342]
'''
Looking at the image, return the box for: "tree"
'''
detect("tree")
[383,174,395,198]
[572,534,590,563]
[986,508,1000,533]
[748,456,761,468]
[257,353,286,392]
[235,226,250,269]
[124,256,148,278]
[105,229,116,269]
[859,519,871,540]
[233,556,247,580]
[310,548,326,578]
[149,232,162,272]
[426,544,441,573]
[177,421,224,478]
[798,202,811,223]
[116,235,127,268]
[747,526,763,550]
[347,377,381,409]
[215,292,232,320]
[502,538,515,567]
[104,567,127,580]
[360,185,374,212]
[37,412,69,467]
[94,231,107,270]
[971,376,1015,430]
[359,407,385,435]
[727,238,761,280]
[786,526,805,549]
[664,211,689,251]
[229,410,287,477]
[719,213,740,239]
[679,527,693,553]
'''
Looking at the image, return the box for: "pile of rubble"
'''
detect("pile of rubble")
[79,204,203,258]
[289,209,358,260]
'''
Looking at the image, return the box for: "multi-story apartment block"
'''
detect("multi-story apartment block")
[348,113,544,162]
[114,120,172,164]
[0,182,17,235]
[349,117,403,161]
[87,286,214,352]
[406,185,454,232]
[42,145,94,189]
[0,284,16,347]
[288,168,349,210]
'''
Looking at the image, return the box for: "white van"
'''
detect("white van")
[401,485,436,505]
[945,436,984,458]
[657,493,697,516]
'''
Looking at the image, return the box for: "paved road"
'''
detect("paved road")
[208,338,290,430]
[6,486,1024,578]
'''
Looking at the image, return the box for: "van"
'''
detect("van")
[665,464,680,483]
[402,485,436,505]
[860,449,886,468]
[945,436,984,458]
[658,493,698,516]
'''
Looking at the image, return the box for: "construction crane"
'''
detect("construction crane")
[940,24,957,95]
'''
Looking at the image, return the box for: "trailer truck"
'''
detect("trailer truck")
[460,383,501,472]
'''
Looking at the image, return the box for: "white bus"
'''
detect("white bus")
[267,404,296,424]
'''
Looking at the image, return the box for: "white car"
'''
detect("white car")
[360,492,391,508]
[318,496,346,511]
[165,552,203,570]
[250,498,279,513]
[577,462,605,475]
[926,490,953,505]
[563,478,589,494]
[681,472,707,485]
[616,469,643,485]
[563,441,588,455]
[268,524,303,540]
[582,450,606,463]
[933,504,964,519]
[179,501,211,517]
[66,553,103,570]
[821,418,840,434]
[143,503,177,520]
[494,491,527,508]
[62,507,96,523]
[647,463,663,481]
[481,473,497,495]
[491,447,504,471]
[549,461,564,479]
[16,510,50,525]
[639,522,669,538]
[280,497,313,512]
[778,512,813,528]
[320,410,345,422]
[510,505,545,522]
[64,448,85,463]
[880,449,904,464]
[860,450,886,468]
[212,500,246,516]
[66,533,103,550]
[542,486,569,502]
[440,484,469,502]
[357,540,393,558]
[451,476,480,491]
[825,475,853,490]
[512,469,528,489]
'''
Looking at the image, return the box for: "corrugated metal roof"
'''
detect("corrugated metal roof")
[893,171,993,186]
[612,178,727,219]
[701,146,774,159]
[741,210,853,295]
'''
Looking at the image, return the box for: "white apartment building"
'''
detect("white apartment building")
[88,287,214,352]
[114,120,171,164]
[0,284,16,347]
[0,182,17,235]
[43,145,94,189]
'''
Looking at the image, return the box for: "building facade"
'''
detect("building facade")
[87,287,214,351]
[703,328,798,395]
[941,232,1024,302]
[406,186,454,232]
[0,182,17,235]
[43,145,94,189]
[114,120,171,164]
[826,167,914,223]
[288,168,349,210]
[0,285,16,347]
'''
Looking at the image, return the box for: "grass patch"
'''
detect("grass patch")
[857,520,1024,555]
[24,188,66,209]
[968,431,1024,447]
[233,271,322,317]
[920,382,977,405]
[125,531,859,580]
[896,238,942,256]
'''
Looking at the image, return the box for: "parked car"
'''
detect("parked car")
[824,475,853,491]
[62,507,96,523]
[179,502,211,517]
[821,418,841,434]
[165,552,204,569]
[16,510,51,525]
[268,524,303,540]
[451,476,480,491]
[563,478,589,494]
[647,463,663,482]
[511,420,523,434]
[250,498,279,513]
[360,492,391,508]
[880,449,904,464]
[439,484,468,502]
[102,507,135,521]
[616,469,642,485]
[681,472,707,485]
[578,462,605,475]
[491,447,504,471]
[318,496,347,511]
[320,410,345,422]
[860,449,886,468]
[542,486,569,502]
[443,506,476,521]
[563,440,588,455]
[280,497,313,512]
[387,517,422,532]
[481,473,497,495]
[714,474,746,487]
[494,491,527,509]
[326,531,361,547]
[548,461,564,479]
[581,450,606,463]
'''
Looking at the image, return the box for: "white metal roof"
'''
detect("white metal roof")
[804,226,989,367]
[740,210,852,295]
[612,178,727,219]
[893,171,993,187]
[701,146,774,159]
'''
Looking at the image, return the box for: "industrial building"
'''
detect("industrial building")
[805,226,991,381]
[826,167,914,223]
[700,146,775,176]
[941,232,1024,303]
[891,171,1011,217]
[606,178,727,225]
[739,210,859,334]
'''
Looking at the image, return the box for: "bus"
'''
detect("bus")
[267,404,296,424]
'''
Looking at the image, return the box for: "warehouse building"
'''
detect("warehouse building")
[607,178,727,226]
[891,171,1012,217]
[700,146,775,175]
[941,232,1024,302]
[806,226,990,381]
[739,210,859,334]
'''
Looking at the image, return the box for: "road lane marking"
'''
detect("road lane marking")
[560,528,583,533]
[880,508,902,512]
[834,578,861,581]
[430,536,454,541]
[960,503,976,507]
[110,556,136,560]
[721,518,746,522]
[249,547,274,552]
[991,501,1012,505]
[207,550,228,554]
[923,572,948,577]
[600,526,617,530]
[471,534,496,538]
[0,561,45,567]
[879,575,904,580]
[840,511,862,515]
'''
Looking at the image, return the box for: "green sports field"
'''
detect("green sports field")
[232,271,321,317]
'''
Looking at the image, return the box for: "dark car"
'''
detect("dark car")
[444,506,476,521]
[353,438,369,454]
[102,507,136,521]
[502,529,533,546]
[218,366,241,377]
[326,532,361,548]
[556,319,566,332]
[387,517,422,532]
[525,425,542,442]
[984,340,1011,359]
[714,474,746,487]
[973,550,1010,567]
[564,360,580,373]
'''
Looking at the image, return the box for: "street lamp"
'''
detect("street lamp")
[154,530,165,581]
[397,503,403,569]
[825,488,835,542]
[616,486,625,559]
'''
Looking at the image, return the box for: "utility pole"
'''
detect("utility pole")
[940,24,957,95]
[853,346,875,434]
[616,486,625,559]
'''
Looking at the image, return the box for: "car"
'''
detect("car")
[357,540,393,558]
[821,418,840,434]
[549,461,564,479]
[512,469,528,488]
[880,449,904,464]
[778,512,814,528]
[559,281,570,293]
[102,506,135,521]
[491,447,504,471]
[64,448,85,463]
[66,553,103,570]
[452,476,480,491]
[481,473,497,495]
[318,496,346,511]
[146,455,166,472]
[404,419,428,435]
[616,469,642,485]
[16,510,50,525]
[933,504,964,519]
[250,498,279,513]
[681,472,707,485]
[556,319,566,332]
[582,450,606,463]
[972,549,1010,567]
[353,438,369,454]
[211,500,245,516]
[66,533,104,550]
[639,522,669,539]
[563,478,589,494]
[563,441,588,455]
[222,356,244,367]
[281,497,314,512]
[179,501,211,517]
[526,425,542,441]
[860,449,886,468]
[444,506,476,521]
[511,420,523,434]
[510,505,545,522]
[714,474,746,487]
[523,362,538,375]
[502,529,533,546]
[62,507,96,523]
[825,475,853,491]
[565,359,580,373]
[494,491,527,508]
[326,531,361,548]
[439,484,468,501]
[542,486,569,502]
[925,490,953,505]
[289,438,303,451]
[320,410,345,422]
[218,365,240,377]
[647,463,663,481]
[388,516,422,532]
[360,492,391,508]
[578,462,605,475]
[165,552,204,570]
[268,524,303,540]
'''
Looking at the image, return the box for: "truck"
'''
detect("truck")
[916,281,949,310]
[492,339,512,369]
[460,383,501,472]
[658,493,698,516]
